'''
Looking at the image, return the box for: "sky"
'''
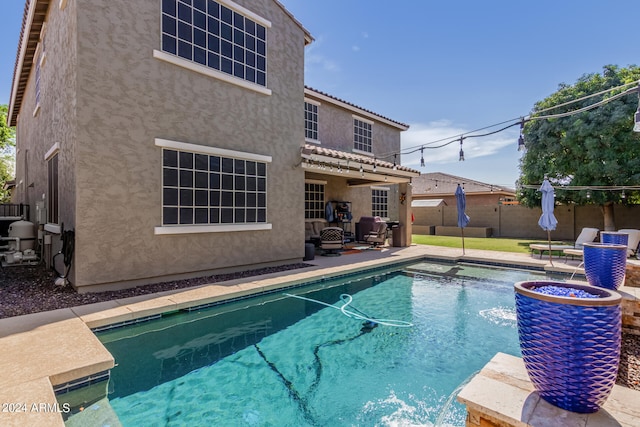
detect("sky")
[1,1,638,188]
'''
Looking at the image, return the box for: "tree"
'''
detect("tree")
[518,65,640,230]
[0,104,16,203]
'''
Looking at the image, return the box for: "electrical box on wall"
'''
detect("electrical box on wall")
[36,201,46,224]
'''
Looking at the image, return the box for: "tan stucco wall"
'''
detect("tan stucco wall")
[11,2,78,266]
[62,0,307,289]
[304,92,402,164]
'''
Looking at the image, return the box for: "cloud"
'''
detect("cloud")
[400,120,518,169]
[304,36,340,72]
[352,45,360,52]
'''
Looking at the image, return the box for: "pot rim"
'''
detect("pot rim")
[583,242,627,250]
[514,280,621,306]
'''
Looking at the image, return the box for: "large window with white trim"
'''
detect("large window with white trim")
[354,118,372,152]
[304,101,318,141]
[161,0,267,86]
[372,188,388,218]
[162,148,268,226]
[305,182,325,219]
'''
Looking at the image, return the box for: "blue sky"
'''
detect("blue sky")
[1,1,638,187]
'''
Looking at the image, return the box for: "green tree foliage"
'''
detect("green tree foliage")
[517,65,640,229]
[0,104,16,203]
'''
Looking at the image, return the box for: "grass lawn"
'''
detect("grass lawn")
[411,234,570,254]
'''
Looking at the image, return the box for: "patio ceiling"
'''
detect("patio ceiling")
[301,144,420,186]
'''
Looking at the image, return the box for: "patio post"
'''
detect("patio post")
[397,182,412,247]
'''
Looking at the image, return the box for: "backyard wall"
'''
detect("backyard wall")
[413,204,640,240]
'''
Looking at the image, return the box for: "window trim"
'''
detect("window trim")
[45,143,60,227]
[153,50,272,96]
[304,99,320,144]
[353,116,373,153]
[157,0,271,93]
[155,138,272,234]
[371,186,389,218]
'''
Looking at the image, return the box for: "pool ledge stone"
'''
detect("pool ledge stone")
[458,352,640,427]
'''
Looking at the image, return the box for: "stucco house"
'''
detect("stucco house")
[7,0,418,291]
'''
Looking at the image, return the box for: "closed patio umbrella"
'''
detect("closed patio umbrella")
[538,179,558,266]
[456,184,470,254]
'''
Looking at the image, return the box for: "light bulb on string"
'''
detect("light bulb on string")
[517,118,526,151]
[393,154,398,170]
[420,147,425,167]
[458,138,465,161]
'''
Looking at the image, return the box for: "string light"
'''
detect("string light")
[517,118,526,151]
[373,158,377,172]
[420,146,425,167]
[458,138,465,161]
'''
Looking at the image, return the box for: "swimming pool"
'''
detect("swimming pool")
[65,261,547,426]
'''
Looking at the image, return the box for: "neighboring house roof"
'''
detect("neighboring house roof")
[304,86,409,131]
[411,199,446,207]
[412,172,516,196]
[7,0,313,127]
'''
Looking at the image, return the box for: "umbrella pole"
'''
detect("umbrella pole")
[547,230,554,266]
[461,227,465,255]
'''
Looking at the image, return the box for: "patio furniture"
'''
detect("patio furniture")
[320,227,344,256]
[529,227,598,259]
[365,222,388,247]
[355,216,384,242]
[305,220,328,245]
[617,229,640,257]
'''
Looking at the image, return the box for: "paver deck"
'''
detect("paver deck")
[0,244,637,426]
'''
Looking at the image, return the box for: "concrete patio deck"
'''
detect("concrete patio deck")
[1,243,638,426]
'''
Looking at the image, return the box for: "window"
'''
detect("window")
[305,182,325,219]
[353,118,372,153]
[304,101,318,141]
[161,147,268,226]
[47,153,59,224]
[372,188,388,218]
[161,0,267,86]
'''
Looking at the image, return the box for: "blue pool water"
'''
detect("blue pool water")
[88,261,546,426]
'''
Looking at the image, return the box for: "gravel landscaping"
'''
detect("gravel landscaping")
[0,262,638,391]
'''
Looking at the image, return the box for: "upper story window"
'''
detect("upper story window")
[353,117,372,153]
[161,0,268,86]
[304,101,319,142]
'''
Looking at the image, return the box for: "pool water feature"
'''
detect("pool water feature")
[68,261,547,426]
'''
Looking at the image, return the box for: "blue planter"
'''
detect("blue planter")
[601,232,629,246]
[583,243,627,290]
[514,281,621,413]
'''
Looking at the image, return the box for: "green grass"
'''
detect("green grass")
[411,234,569,254]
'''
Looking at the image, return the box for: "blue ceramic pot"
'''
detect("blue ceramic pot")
[600,232,629,246]
[514,281,621,413]
[583,243,627,290]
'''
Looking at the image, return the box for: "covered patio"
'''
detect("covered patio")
[301,143,420,249]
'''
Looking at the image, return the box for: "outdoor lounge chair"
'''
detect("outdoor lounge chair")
[563,228,640,260]
[617,229,640,257]
[365,222,388,247]
[529,227,599,259]
[320,227,344,256]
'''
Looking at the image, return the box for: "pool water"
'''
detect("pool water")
[78,262,546,426]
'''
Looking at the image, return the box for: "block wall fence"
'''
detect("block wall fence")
[412,204,640,240]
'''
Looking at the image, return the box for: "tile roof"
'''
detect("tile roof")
[412,172,515,195]
[303,143,420,175]
[304,86,410,130]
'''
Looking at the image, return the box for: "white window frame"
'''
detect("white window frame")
[353,116,373,154]
[371,186,389,219]
[304,179,326,219]
[156,0,271,95]
[155,138,272,235]
[304,99,320,143]
[44,143,60,233]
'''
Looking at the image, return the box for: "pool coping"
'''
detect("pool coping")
[1,244,638,426]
